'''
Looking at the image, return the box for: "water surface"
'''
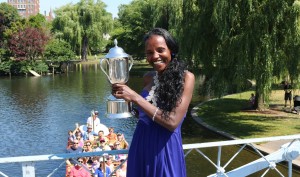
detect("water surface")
[0,63,298,177]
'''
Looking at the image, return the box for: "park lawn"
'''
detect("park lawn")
[79,55,150,67]
[197,91,300,139]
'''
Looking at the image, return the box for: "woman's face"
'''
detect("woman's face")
[145,35,172,73]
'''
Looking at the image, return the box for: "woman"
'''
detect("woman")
[112,28,195,177]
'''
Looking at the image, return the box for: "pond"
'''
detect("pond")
[0,63,298,176]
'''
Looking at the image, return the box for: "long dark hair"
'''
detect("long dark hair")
[144,28,187,119]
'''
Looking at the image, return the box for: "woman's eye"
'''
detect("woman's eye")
[157,48,165,53]
[146,51,153,56]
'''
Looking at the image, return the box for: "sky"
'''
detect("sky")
[0,0,132,18]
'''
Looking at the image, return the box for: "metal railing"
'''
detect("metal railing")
[0,134,299,177]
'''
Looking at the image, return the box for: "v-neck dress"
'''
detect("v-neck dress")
[126,89,186,177]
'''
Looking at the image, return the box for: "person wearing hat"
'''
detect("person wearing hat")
[82,125,97,141]
[86,110,101,132]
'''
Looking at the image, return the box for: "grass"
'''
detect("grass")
[197,90,300,139]
[78,55,150,66]
[78,57,300,139]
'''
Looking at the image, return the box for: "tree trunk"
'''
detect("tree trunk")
[81,35,88,61]
[255,92,266,111]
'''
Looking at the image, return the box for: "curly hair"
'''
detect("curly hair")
[144,28,187,119]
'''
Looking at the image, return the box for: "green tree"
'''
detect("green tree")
[44,39,75,72]
[283,1,300,88]
[0,2,20,39]
[0,59,12,75]
[51,4,78,53]
[0,2,21,60]
[0,3,22,75]
[114,0,152,59]
[27,13,47,28]
[114,0,182,59]
[52,0,113,61]
[33,62,48,75]
[180,0,300,110]
[150,0,183,36]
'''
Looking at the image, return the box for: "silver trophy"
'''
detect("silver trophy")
[100,39,133,118]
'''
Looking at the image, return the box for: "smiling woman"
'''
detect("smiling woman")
[112,28,195,177]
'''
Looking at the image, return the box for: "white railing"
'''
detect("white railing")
[183,134,300,177]
[0,134,299,177]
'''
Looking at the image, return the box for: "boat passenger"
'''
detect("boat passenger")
[75,133,84,148]
[116,133,129,149]
[96,130,109,144]
[91,156,100,172]
[68,130,74,143]
[86,110,101,132]
[82,144,88,152]
[66,140,83,153]
[106,127,117,145]
[66,141,84,175]
[94,160,111,177]
[84,141,94,152]
[113,141,128,161]
[102,142,112,151]
[82,125,97,141]
[65,158,73,177]
[105,156,115,174]
[69,157,90,177]
[116,159,127,177]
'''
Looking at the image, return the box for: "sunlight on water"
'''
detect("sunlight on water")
[0,64,139,176]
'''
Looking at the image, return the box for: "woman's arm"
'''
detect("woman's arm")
[112,71,195,132]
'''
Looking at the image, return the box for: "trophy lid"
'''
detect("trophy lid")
[105,39,129,58]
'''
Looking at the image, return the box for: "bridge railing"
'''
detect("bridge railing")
[0,134,299,177]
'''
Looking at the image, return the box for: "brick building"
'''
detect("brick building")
[7,0,40,18]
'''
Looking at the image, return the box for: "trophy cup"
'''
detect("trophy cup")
[100,39,133,118]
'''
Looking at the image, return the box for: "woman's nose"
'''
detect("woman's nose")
[152,51,159,58]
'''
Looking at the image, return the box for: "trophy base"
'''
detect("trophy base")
[106,95,132,118]
[106,112,132,119]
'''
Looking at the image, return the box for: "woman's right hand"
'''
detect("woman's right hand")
[112,84,142,104]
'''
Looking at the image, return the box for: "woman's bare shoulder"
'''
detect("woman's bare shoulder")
[143,71,155,91]
[184,70,195,81]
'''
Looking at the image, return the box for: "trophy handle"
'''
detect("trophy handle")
[129,56,134,71]
[100,58,110,80]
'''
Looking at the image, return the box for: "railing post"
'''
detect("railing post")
[22,162,35,177]
[288,161,292,177]
[217,146,225,176]
[217,146,221,169]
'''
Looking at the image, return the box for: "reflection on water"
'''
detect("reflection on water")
[0,64,298,176]
[0,64,139,176]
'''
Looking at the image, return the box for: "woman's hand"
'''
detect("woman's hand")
[112,84,141,104]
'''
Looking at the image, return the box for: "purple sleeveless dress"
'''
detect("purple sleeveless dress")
[126,89,186,177]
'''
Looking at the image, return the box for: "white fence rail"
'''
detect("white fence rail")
[0,134,299,177]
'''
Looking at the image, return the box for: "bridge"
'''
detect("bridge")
[0,134,299,177]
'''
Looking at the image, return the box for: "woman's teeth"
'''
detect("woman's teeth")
[154,60,163,64]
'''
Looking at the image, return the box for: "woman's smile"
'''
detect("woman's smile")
[145,35,172,73]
